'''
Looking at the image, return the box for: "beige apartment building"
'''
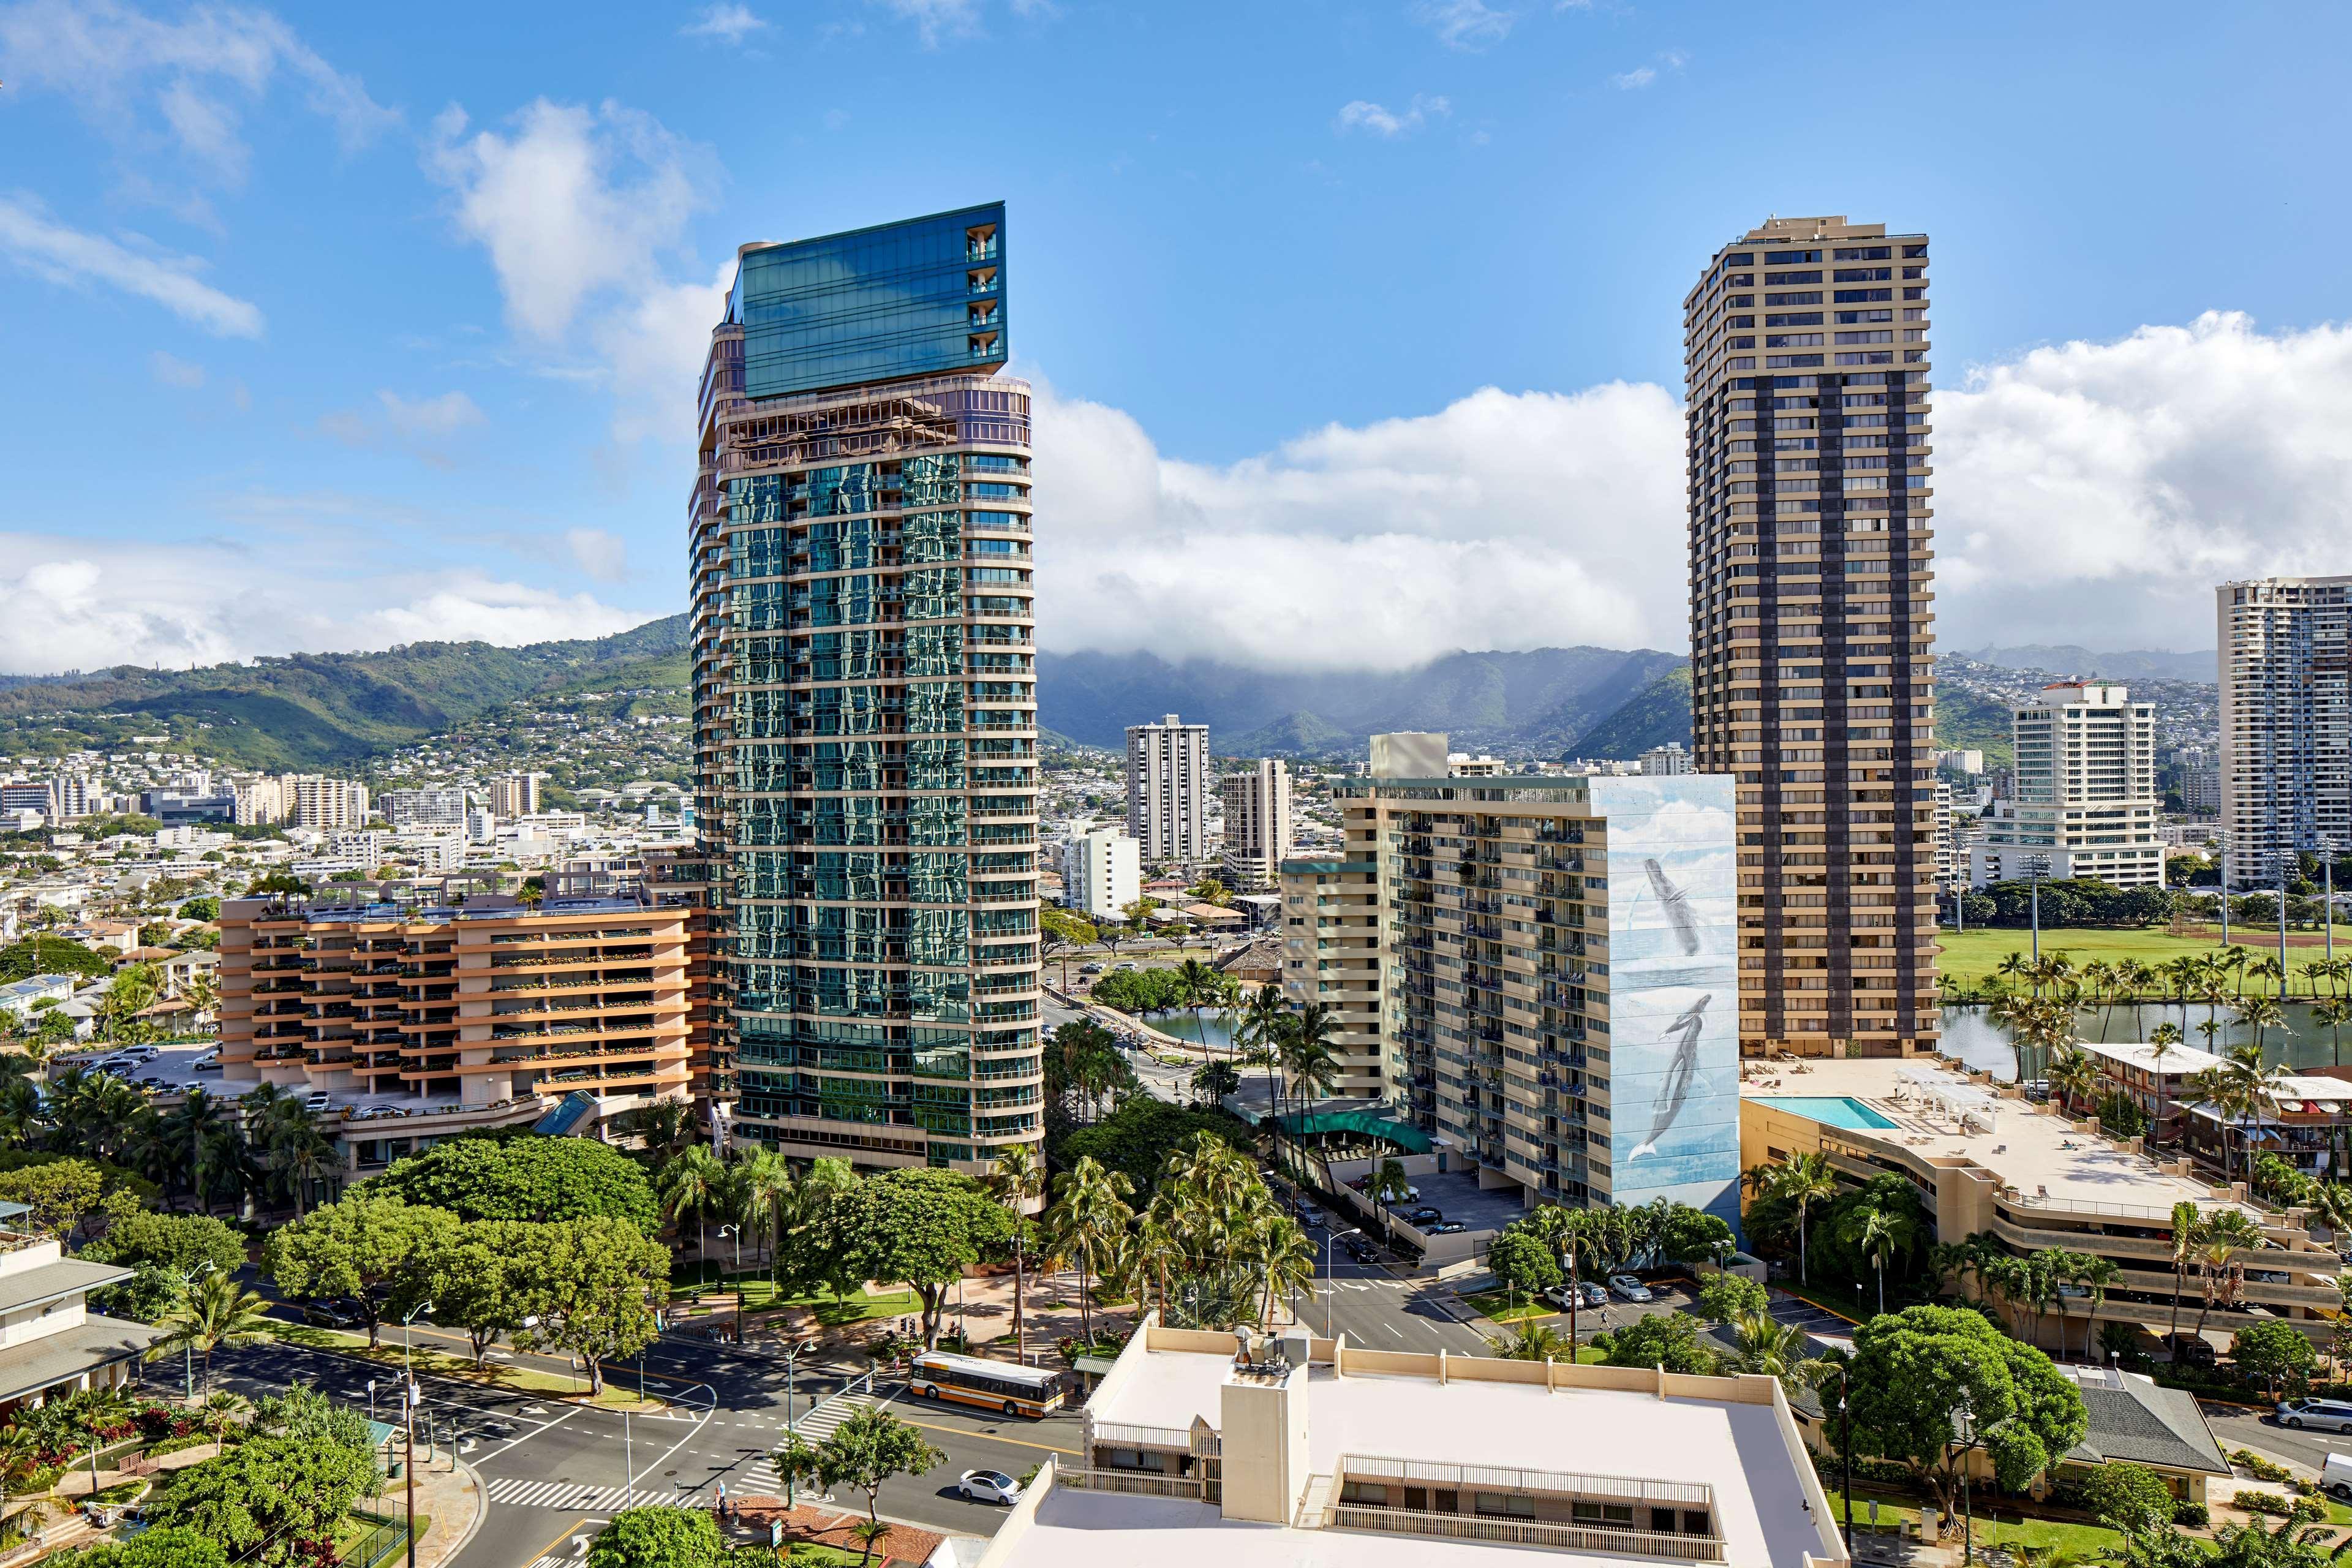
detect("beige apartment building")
[1218,758,1294,889]
[217,880,691,1178]
[1972,681,2164,888]
[1281,737,1740,1219]
[1684,216,1940,1058]
[488,771,544,820]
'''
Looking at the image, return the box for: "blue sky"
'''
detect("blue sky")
[5,0,2351,673]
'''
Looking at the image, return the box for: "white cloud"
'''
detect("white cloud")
[0,537,652,673]
[0,194,263,337]
[149,350,205,388]
[1336,95,1451,138]
[1610,66,1656,89]
[1033,378,1686,671]
[680,2,767,41]
[565,528,631,582]
[0,0,396,184]
[1934,311,2352,649]
[424,99,729,449]
[869,0,981,45]
[1412,0,1513,51]
[379,390,484,438]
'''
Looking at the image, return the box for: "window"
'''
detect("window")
[1764,270,1822,284]
[1477,1493,1538,1519]
[1572,1502,1637,1525]
[1766,249,1820,263]
[1342,1481,1390,1506]
[1684,1511,1713,1535]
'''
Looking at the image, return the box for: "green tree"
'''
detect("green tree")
[145,1434,375,1565]
[587,1507,723,1568]
[2084,1461,2179,1534]
[366,1136,660,1231]
[1722,1310,1832,1398]
[1050,1098,1256,1201]
[1843,1305,2089,1523]
[81,1208,246,1280]
[261,1191,460,1348]
[774,1407,944,1550]
[1763,1152,1838,1283]
[986,1144,1046,1363]
[839,1167,1013,1348]
[1486,1229,1562,1298]
[507,1216,670,1396]
[0,1158,106,1238]
[417,1221,527,1365]
[2234,1319,2318,1398]
[50,1528,230,1568]
[1596,1311,1719,1375]
[1044,1155,1134,1348]
[1189,1060,1242,1106]
[1487,1319,1572,1361]
[176,896,221,922]
[1696,1272,1770,1324]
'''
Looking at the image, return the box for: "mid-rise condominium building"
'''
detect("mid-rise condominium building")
[1061,826,1140,922]
[383,788,470,830]
[1217,758,1294,889]
[2173,744,2222,817]
[1684,216,1940,1058]
[1280,733,1739,1220]
[287,775,370,830]
[1126,714,1209,863]
[216,878,692,1184]
[1639,742,1694,776]
[1970,681,2163,889]
[488,772,544,821]
[2218,576,2352,888]
[979,1319,1847,1568]
[689,202,1042,1176]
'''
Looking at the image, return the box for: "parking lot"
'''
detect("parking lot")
[59,1039,219,1098]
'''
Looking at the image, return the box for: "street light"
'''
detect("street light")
[780,1343,807,1509]
[1831,1365,1855,1555]
[401,1299,435,1379]
[172,1261,217,1400]
[717,1224,745,1343]
[1322,1229,1362,1339]
[402,1379,423,1568]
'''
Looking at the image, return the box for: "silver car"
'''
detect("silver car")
[2280,1398,2352,1433]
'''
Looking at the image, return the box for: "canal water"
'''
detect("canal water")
[1939,1003,2352,1080]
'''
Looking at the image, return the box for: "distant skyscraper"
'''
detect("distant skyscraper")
[690,203,1041,1175]
[1217,759,1293,888]
[2218,576,2352,887]
[1684,216,1939,1058]
[1640,742,1694,776]
[1971,681,2163,888]
[488,772,543,820]
[1125,714,1208,862]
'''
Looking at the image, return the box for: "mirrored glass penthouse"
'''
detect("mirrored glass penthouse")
[689,203,1042,1174]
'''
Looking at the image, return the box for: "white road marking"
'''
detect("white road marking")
[487,1406,578,1460]
[1384,1324,1404,1339]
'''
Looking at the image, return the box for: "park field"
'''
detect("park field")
[1936,922,2352,996]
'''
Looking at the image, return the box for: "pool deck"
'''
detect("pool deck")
[1741,1056,2258,1219]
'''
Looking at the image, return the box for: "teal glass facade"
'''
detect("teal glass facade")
[730,203,1006,401]
[691,205,1039,1174]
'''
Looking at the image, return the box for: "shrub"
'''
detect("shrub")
[2084,1462,2175,1532]
[2174,1501,2210,1528]
[2231,1448,2295,1483]
[2233,1490,2293,1517]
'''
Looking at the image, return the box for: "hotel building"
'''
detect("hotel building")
[1684,216,1939,1058]
[689,203,1042,1174]
[1970,681,2164,888]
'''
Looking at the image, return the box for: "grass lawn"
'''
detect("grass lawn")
[1820,1483,2119,1558]
[782,1545,870,1567]
[1461,1289,1558,1325]
[666,1276,919,1329]
[335,1510,428,1567]
[274,1324,654,1400]
[1936,924,2352,996]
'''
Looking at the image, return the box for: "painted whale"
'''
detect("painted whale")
[1627,993,1710,1162]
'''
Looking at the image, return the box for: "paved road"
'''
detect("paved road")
[1305,1247,1491,1354]
[207,1324,1085,1567]
[2203,1401,2334,1472]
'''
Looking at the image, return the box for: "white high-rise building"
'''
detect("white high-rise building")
[1125,714,1208,862]
[488,772,544,821]
[2174,744,2222,817]
[47,774,97,821]
[2218,577,2352,888]
[1061,826,1141,922]
[1640,742,1694,775]
[1970,680,2165,888]
[382,788,469,830]
[1216,758,1294,888]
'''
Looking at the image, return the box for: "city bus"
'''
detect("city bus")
[908,1351,1066,1419]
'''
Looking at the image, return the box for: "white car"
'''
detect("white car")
[1608,1275,1653,1303]
[2280,1398,2352,1433]
[959,1469,1023,1505]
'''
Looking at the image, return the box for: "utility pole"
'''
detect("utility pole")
[404,1379,420,1568]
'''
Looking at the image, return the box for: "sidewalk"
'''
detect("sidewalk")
[366,1452,485,1568]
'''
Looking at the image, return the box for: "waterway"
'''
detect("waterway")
[1939,1002,2352,1080]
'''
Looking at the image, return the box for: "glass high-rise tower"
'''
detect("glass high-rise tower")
[1684,216,1940,1058]
[690,203,1042,1172]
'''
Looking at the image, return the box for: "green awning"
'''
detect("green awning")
[1275,1110,1434,1153]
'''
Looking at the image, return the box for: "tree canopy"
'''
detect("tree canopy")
[507,1216,670,1395]
[145,1434,375,1564]
[364,1136,660,1231]
[1050,1098,1256,1202]
[260,1192,459,1347]
[587,1507,722,1568]
[837,1169,1012,1344]
[1596,1311,1719,1375]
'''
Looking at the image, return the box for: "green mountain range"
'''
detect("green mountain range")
[0,614,691,771]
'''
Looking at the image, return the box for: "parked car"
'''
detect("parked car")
[1341,1235,1378,1263]
[958,1469,1023,1505]
[1404,1207,1443,1226]
[1541,1284,1581,1310]
[1426,1219,1468,1235]
[1295,1206,1326,1229]
[190,1050,221,1071]
[2166,1333,2217,1368]
[1079,963,1103,975]
[2279,1398,2352,1433]
[119,1046,160,1063]
[301,1298,361,1329]
[304,1092,333,1113]
[2323,1453,2352,1501]
[1608,1275,1653,1303]
[1576,1281,1608,1308]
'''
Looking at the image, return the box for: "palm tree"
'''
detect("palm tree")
[1234,983,1289,1119]
[2236,995,2286,1059]
[2048,1047,2100,1119]
[1766,1152,1839,1283]
[739,1147,794,1278]
[1174,957,1220,1051]
[1487,1319,1572,1361]
[2081,960,2117,1041]
[1994,951,2032,997]
[622,1098,700,1164]
[146,1272,275,1390]
[1841,1202,1918,1316]
[1249,1212,1316,1329]
[1723,1310,1830,1395]
[2316,997,2352,1068]
[2117,959,2155,1038]
[658,1145,724,1284]
[1274,1001,1340,1177]
[1046,1155,1135,1348]
[2188,1208,2266,1337]
[987,1143,1045,1362]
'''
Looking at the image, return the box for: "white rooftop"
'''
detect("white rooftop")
[1075,1341,1836,1568]
[2075,1039,2228,1076]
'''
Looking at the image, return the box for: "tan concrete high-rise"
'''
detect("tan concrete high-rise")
[1684,216,1940,1057]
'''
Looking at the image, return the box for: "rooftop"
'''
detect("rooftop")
[1741,1057,2257,1219]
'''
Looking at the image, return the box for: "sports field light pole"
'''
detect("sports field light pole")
[2322,835,2339,964]
[2280,851,2294,995]
[1322,1230,1360,1339]
[2023,853,2052,969]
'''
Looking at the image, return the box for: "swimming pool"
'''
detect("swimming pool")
[1751,1095,1900,1131]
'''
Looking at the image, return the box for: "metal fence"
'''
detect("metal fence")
[1328,1503,1725,1562]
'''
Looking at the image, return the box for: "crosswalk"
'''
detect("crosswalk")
[485,1467,824,1513]
[786,1384,889,1444]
